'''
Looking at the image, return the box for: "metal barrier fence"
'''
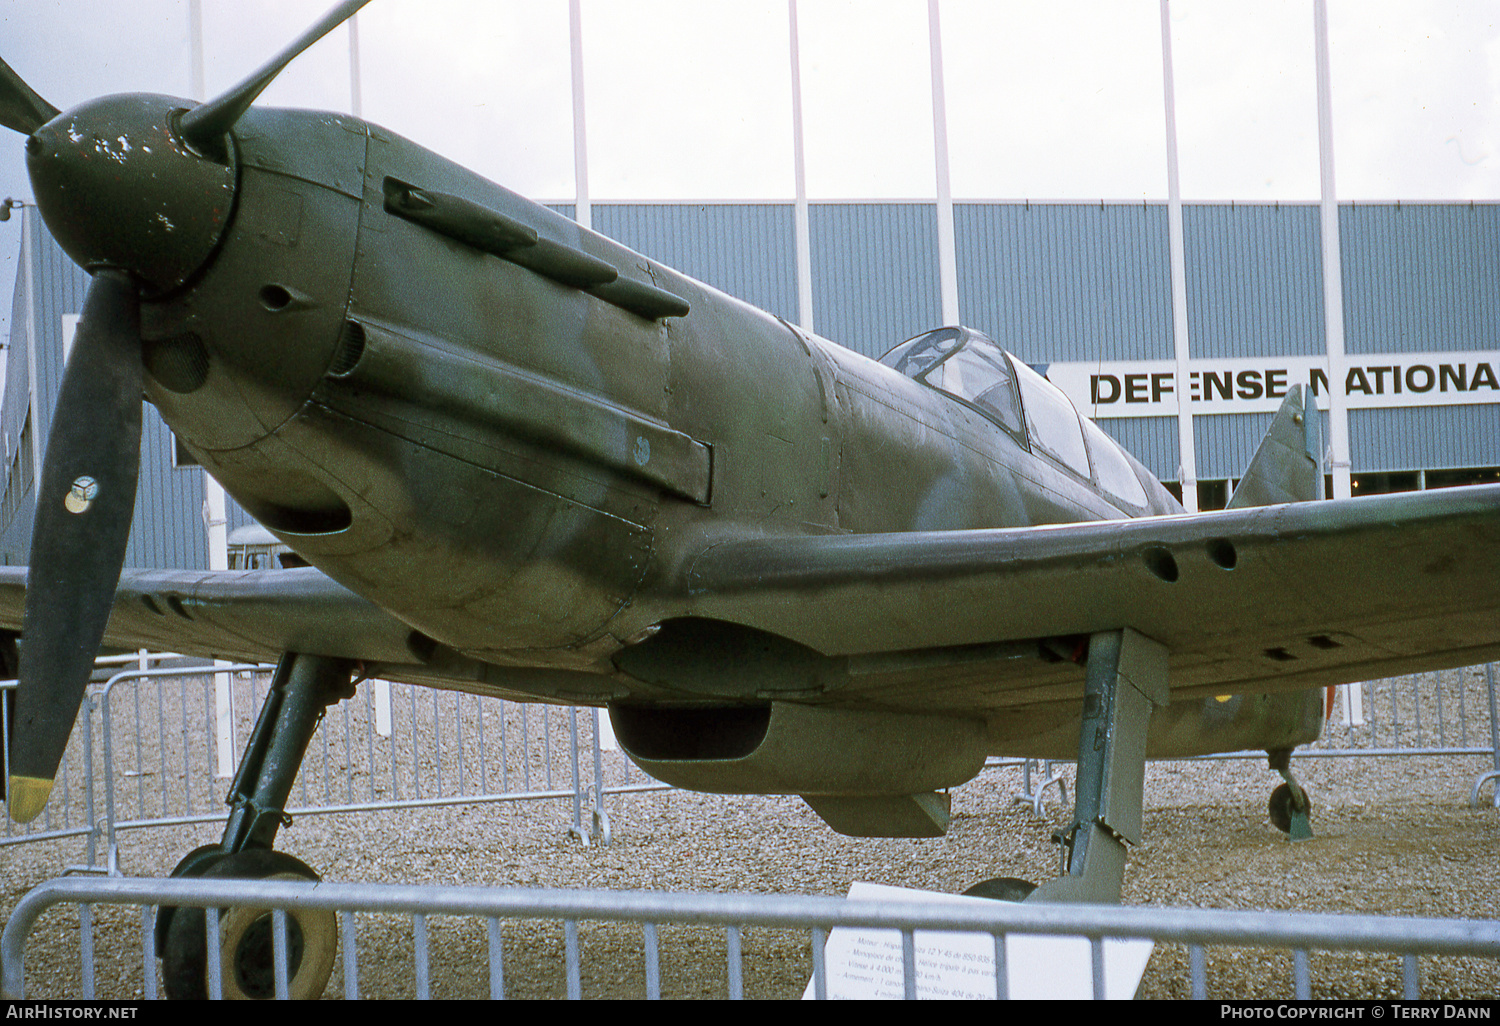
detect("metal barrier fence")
[3,876,1497,999]
[1327,664,1500,763]
[3,662,1499,870]
[1337,665,1500,808]
[4,663,1498,999]
[2,660,667,871]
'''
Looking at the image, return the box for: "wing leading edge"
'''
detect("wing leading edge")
[0,565,420,667]
[682,483,1500,702]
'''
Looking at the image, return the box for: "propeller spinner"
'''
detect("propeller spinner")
[2,0,371,823]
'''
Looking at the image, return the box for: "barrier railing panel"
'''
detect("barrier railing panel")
[3,662,1498,867]
[0,685,97,854]
[10,664,648,870]
[1324,665,1499,757]
[4,663,1499,999]
[3,877,1497,1000]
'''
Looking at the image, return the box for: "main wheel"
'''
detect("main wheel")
[962,877,1037,902]
[161,849,337,1000]
[1268,782,1312,835]
[154,843,229,953]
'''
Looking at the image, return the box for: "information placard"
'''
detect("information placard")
[802,882,1154,1000]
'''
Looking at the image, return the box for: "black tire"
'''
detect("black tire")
[0,631,19,678]
[161,849,337,1000]
[154,843,228,953]
[1269,782,1312,834]
[962,877,1038,902]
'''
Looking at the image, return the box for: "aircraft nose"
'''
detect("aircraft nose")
[26,94,235,294]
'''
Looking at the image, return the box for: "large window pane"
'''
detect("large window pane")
[1013,360,1090,476]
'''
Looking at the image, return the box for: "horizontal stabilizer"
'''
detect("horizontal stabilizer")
[1228,385,1324,508]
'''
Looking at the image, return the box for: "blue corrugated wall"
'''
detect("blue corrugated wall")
[1341,203,1500,355]
[1194,412,1276,480]
[1184,204,1325,359]
[594,203,798,322]
[957,202,1173,363]
[809,203,942,358]
[1351,406,1500,471]
[1095,416,1179,482]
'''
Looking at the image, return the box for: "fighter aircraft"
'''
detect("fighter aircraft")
[1,0,1498,1000]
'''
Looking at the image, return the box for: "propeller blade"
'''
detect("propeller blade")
[0,55,59,135]
[7,272,142,823]
[178,0,372,155]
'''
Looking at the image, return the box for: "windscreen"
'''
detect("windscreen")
[1083,417,1149,509]
[880,328,1023,436]
[1010,359,1091,477]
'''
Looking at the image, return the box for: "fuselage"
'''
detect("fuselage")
[138,106,1180,676]
[17,93,1330,792]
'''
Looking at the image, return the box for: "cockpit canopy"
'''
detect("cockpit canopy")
[879,326,1149,509]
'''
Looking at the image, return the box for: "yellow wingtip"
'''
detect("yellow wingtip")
[7,775,54,824]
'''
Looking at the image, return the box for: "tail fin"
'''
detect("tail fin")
[1227,385,1324,508]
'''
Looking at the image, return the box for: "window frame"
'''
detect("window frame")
[1081,416,1150,512]
[1009,358,1093,481]
[880,328,1029,447]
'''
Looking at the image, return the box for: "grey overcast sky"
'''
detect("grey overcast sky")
[2,0,1498,346]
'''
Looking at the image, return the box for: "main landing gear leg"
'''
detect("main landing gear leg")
[159,653,355,1000]
[1029,628,1168,905]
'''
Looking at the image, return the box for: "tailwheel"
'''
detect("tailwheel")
[962,877,1037,902]
[161,849,337,1000]
[1266,748,1315,841]
[1268,782,1313,838]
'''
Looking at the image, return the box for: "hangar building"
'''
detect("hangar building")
[2,197,1497,567]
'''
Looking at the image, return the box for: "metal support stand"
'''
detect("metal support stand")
[566,707,615,846]
[1473,662,1499,810]
[219,653,355,854]
[1013,759,1069,818]
[1031,628,1167,905]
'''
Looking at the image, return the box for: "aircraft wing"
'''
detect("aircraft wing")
[682,483,1500,702]
[0,485,1495,707]
[0,565,419,668]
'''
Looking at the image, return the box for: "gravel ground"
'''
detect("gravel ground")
[2,667,1498,1000]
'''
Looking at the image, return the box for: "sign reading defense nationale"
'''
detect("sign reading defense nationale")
[1043,351,1500,418]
